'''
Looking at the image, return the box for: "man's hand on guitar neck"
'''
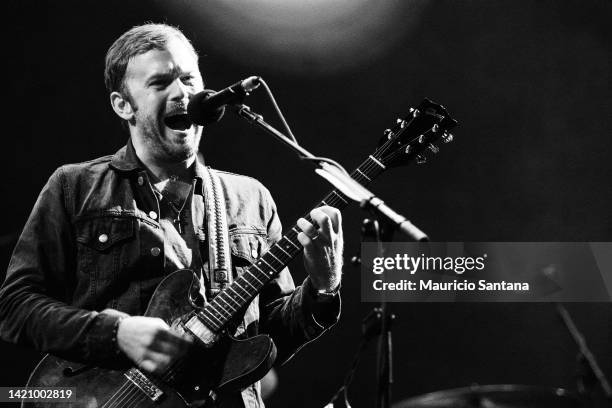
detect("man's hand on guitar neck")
[297,206,344,293]
[117,316,194,375]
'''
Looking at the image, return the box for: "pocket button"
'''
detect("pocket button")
[98,234,109,243]
[150,247,161,257]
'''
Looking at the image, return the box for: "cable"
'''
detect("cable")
[259,78,298,144]
[258,77,351,177]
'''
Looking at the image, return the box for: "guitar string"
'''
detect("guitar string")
[100,384,129,408]
[97,123,437,407]
[102,381,139,408]
[111,387,140,408]
[121,388,149,408]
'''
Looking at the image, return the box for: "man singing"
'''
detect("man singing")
[0,23,342,407]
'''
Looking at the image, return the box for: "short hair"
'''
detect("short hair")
[104,23,198,95]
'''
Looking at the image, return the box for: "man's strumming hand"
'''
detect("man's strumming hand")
[117,316,193,375]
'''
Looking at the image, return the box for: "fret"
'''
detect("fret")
[267,251,284,264]
[279,240,297,252]
[246,270,265,285]
[368,155,386,169]
[201,310,223,327]
[249,263,268,278]
[262,253,284,270]
[271,246,291,261]
[209,301,233,319]
[241,276,259,291]
[284,237,300,250]
[219,292,241,309]
[276,245,291,257]
[230,284,249,300]
[330,190,349,205]
[258,257,275,272]
[215,295,236,312]
[356,169,371,181]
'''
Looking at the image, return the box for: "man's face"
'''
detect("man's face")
[123,38,204,163]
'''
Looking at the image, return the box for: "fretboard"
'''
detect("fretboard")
[188,154,388,332]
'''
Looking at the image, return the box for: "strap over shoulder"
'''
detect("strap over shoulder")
[201,166,233,296]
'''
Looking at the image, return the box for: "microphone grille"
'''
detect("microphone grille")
[188,90,226,126]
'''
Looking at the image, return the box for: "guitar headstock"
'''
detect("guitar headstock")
[375,99,458,168]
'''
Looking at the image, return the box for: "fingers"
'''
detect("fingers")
[117,316,192,375]
[138,350,173,374]
[149,328,193,355]
[296,206,342,246]
[311,207,342,240]
[296,217,318,247]
[314,206,342,234]
[139,331,192,375]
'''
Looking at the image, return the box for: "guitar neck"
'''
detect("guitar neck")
[196,154,388,332]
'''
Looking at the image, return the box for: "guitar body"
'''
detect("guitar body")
[24,269,277,408]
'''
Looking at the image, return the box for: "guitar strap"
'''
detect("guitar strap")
[201,166,233,296]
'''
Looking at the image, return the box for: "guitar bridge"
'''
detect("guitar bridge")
[124,368,164,401]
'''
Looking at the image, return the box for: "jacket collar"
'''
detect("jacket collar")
[109,139,144,172]
[110,139,207,184]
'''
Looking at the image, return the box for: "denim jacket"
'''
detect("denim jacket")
[0,141,340,407]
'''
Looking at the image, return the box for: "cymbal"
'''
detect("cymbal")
[392,384,579,408]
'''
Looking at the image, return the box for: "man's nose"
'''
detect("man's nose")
[169,79,191,103]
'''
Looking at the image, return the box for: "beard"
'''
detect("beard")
[136,109,202,163]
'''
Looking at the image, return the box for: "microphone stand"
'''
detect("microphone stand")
[234,104,429,242]
[360,219,395,408]
[556,304,612,402]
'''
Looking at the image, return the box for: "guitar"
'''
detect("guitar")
[23,99,457,407]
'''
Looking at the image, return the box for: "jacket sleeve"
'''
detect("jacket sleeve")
[257,187,341,365]
[0,167,127,364]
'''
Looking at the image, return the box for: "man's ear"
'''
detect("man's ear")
[110,91,134,121]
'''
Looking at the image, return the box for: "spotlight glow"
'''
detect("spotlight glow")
[155,0,427,75]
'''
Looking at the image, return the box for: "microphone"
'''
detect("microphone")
[188,76,261,125]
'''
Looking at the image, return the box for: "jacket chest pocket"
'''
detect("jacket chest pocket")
[229,226,270,267]
[75,216,136,289]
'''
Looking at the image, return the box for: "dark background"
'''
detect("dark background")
[2,0,611,407]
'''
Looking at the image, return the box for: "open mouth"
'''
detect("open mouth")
[164,113,192,131]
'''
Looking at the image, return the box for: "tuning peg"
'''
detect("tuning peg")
[428,143,440,154]
[442,132,454,143]
[404,145,411,154]
[418,134,426,144]
[431,124,439,133]
[412,109,420,118]
[396,118,406,128]
[416,155,427,164]
[383,128,393,139]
